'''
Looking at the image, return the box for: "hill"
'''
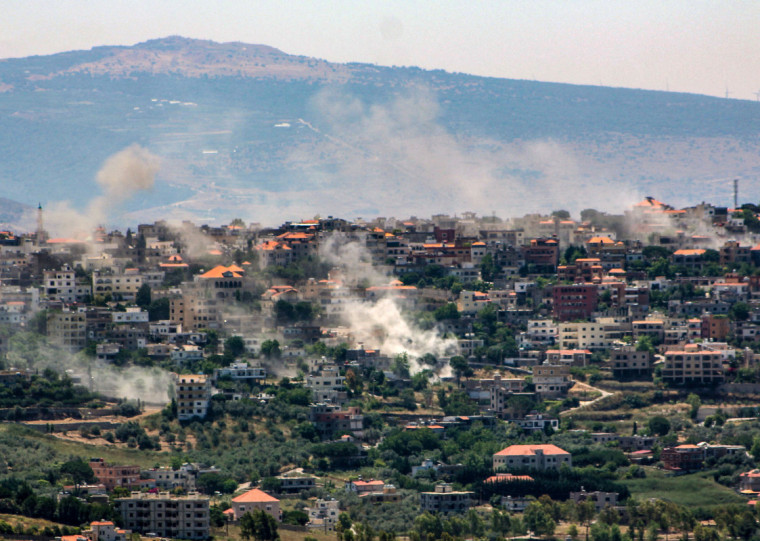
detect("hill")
[1,36,759,229]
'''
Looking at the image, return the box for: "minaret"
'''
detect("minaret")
[36,203,46,246]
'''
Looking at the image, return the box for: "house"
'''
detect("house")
[514,414,559,432]
[493,444,572,471]
[345,479,385,494]
[419,483,473,514]
[545,349,591,367]
[661,445,704,471]
[230,488,281,522]
[87,521,129,541]
[307,499,340,532]
[610,346,653,379]
[661,347,724,386]
[89,459,146,492]
[276,473,318,494]
[570,488,619,511]
[739,470,760,494]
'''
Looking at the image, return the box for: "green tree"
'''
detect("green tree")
[224,336,246,358]
[648,416,671,436]
[240,509,279,540]
[261,339,281,359]
[135,284,151,308]
[686,393,701,420]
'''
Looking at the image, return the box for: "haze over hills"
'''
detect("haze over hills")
[2,35,760,231]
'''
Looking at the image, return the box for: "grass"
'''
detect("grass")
[211,523,337,541]
[622,467,747,508]
[0,423,165,468]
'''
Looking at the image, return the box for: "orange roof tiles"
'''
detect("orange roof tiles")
[232,488,279,503]
[200,265,243,279]
[673,249,706,256]
[495,444,570,457]
[485,473,534,483]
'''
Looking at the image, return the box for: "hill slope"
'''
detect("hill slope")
[1,36,759,229]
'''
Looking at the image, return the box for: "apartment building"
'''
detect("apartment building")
[610,346,653,379]
[47,310,87,352]
[558,321,609,350]
[662,347,724,385]
[532,364,572,398]
[115,491,209,539]
[172,374,211,421]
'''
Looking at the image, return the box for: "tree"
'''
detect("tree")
[59,458,95,485]
[224,336,246,358]
[434,303,460,321]
[392,353,411,379]
[648,416,671,436]
[730,302,751,321]
[240,509,279,540]
[524,502,556,538]
[686,393,701,420]
[449,355,473,385]
[261,339,281,359]
[135,284,151,308]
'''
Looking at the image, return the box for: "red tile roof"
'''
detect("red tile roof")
[494,444,570,457]
[232,488,279,503]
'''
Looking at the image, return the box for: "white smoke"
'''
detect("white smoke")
[44,144,160,239]
[342,297,459,364]
[317,232,458,370]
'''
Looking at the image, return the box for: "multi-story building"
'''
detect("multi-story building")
[212,361,266,384]
[43,265,90,304]
[89,458,144,492]
[661,347,724,385]
[229,488,281,522]
[309,404,364,439]
[557,321,609,350]
[419,483,473,514]
[661,444,704,471]
[87,520,129,541]
[569,489,619,512]
[92,268,144,301]
[552,284,598,321]
[610,346,653,379]
[493,444,572,471]
[172,374,211,421]
[47,310,87,352]
[115,491,209,539]
[307,499,340,532]
[532,364,572,398]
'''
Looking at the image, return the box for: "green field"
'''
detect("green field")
[622,467,747,508]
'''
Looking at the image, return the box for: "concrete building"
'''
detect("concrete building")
[662,348,724,385]
[552,284,598,321]
[229,488,281,522]
[172,374,211,421]
[493,444,572,471]
[558,321,609,350]
[89,459,145,492]
[532,364,572,398]
[419,483,473,514]
[47,310,87,352]
[570,489,619,512]
[115,491,209,539]
[610,346,653,379]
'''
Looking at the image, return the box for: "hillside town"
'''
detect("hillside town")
[5,197,760,540]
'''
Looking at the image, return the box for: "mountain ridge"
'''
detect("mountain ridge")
[1,36,759,230]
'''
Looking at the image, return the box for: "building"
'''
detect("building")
[89,458,145,492]
[493,444,572,471]
[661,444,704,471]
[419,483,473,514]
[532,364,572,398]
[557,321,609,350]
[545,349,591,367]
[43,265,90,304]
[229,488,281,522]
[307,499,340,532]
[172,374,211,421]
[570,489,619,512]
[610,346,653,379]
[212,361,266,384]
[514,414,559,432]
[47,310,87,352]
[552,284,598,321]
[87,521,129,541]
[739,470,760,494]
[661,348,724,386]
[276,473,318,494]
[309,404,364,439]
[114,491,209,539]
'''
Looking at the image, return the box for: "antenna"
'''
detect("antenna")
[725,88,731,99]
[755,90,760,102]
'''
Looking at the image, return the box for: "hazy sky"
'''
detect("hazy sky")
[3,1,760,100]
